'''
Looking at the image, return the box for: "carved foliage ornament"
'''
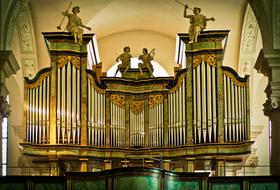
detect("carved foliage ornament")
[130,100,144,115]
[111,95,125,108]
[17,6,34,53]
[148,95,163,109]
[242,5,258,53]
[192,54,222,69]
[57,56,81,69]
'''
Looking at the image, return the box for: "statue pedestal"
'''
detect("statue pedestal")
[120,68,153,79]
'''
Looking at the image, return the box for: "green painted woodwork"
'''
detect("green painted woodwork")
[250,182,278,190]
[113,176,160,190]
[34,183,64,190]
[166,179,200,190]
[211,183,241,190]
[73,180,106,190]
[211,182,241,190]
[0,183,26,190]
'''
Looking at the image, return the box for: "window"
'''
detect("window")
[1,96,9,176]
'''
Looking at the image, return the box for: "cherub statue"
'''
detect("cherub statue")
[114,46,132,77]
[184,5,215,43]
[138,48,155,77]
[62,6,91,45]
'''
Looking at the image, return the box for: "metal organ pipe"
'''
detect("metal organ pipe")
[57,69,61,143]
[72,67,77,144]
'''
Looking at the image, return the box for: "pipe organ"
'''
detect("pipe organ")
[21,31,253,174]
[25,68,50,144]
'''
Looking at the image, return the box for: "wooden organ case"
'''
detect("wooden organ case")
[20,31,253,175]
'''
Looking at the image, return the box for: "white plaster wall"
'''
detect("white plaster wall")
[6,25,24,173]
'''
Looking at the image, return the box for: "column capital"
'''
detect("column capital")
[0,50,20,96]
[255,49,280,79]
[255,49,280,115]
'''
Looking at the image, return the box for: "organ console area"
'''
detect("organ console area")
[20,31,252,175]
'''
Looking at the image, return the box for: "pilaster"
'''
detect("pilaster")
[255,48,280,175]
[0,50,20,96]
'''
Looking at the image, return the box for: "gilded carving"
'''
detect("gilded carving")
[57,55,81,69]
[192,54,218,69]
[130,100,144,114]
[192,55,202,68]
[223,70,247,87]
[25,71,51,89]
[148,95,163,109]
[111,95,125,108]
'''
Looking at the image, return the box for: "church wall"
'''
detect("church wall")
[6,24,24,173]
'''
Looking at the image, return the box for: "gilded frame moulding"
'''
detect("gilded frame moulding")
[223,70,248,87]
[25,71,51,89]
[169,74,185,93]
[87,74,105,94]
[111,95,126,108]
[57,55,81,69]
[130,100,144,115]
[148,95,163,109]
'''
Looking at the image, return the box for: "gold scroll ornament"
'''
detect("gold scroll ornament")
[148,95,163,109]
[130,100,144,115]
[57,55,81,69]
[111,95,125,108]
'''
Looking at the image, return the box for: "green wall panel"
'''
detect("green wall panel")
[211,183,240,190]
[114,176,159,190]
[250,183,278,190]
[73,180,106,190]
[166,179,200,190]
[35,183,64,190]
[0,183,26,190]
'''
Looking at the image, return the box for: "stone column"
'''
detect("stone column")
[0,50,19,174]
[255,49,280,175]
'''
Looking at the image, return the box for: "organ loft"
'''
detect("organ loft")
[20,28,252,175]
[5,1,254,180]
